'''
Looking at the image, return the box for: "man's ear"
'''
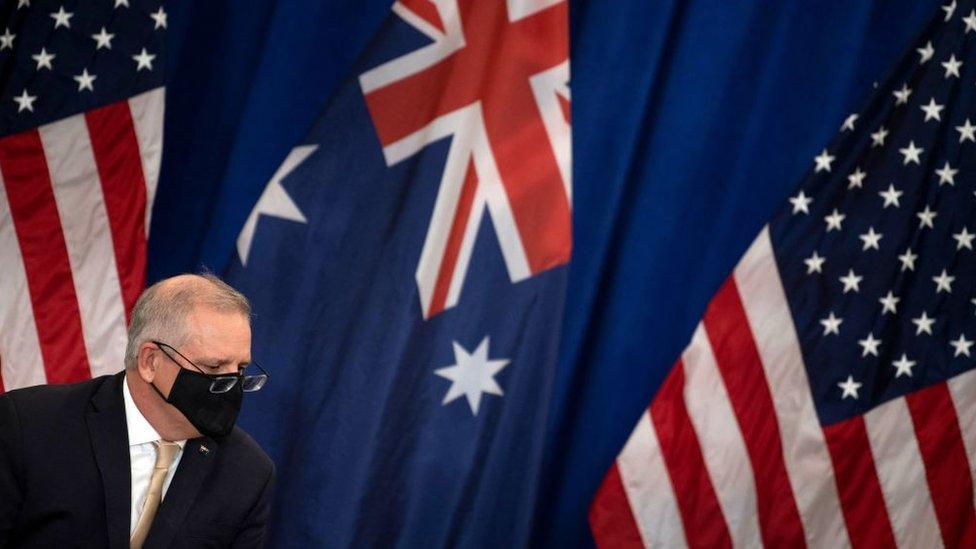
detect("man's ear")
[136,342,157,383]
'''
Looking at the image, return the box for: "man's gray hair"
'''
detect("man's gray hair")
[124,273,251,369]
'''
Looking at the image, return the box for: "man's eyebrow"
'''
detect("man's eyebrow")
[196,357,252,369]
[196,357,234,367]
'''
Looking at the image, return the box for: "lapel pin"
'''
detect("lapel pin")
[199,444,210,456]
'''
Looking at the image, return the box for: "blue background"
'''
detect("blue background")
[150,0,941,545]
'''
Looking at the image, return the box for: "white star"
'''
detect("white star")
[50,6,73,29]
[859,227,883,250]
[950,333,974,357]
[920,98,945,122]
[858,333,882,357]
[917,41,935,64]
[870,127,888,147]
[804,251,826,274]
[824,209,845,231]
[91,27,114,50]
[114,0,129,7]
[917,205,938,229]
[238,145,317,265]
[944,0,958,21]
[840,269,863,294]
[879,291,900,315]
[892,354,916,378]
[933,269,955,293]
[935,161,958,186]
[840,114,858,132]
[965,9,976,32]
[73,68,96,92]
[953,227,975,250]
[31,47,55,70]
[912,312,936,335]
[942,54,963,78]
[879,184,903,208]
[435,337,509,415]
[820,312,843,336]
[13,89,36,113]
[957,119,976,143]
[899,141,924,165]
[838,375,863,400]
[847,168,867,188]
[16,0,29,8]
[789,190,812,214]
[150,6,167,29]
[892,84,912,105]
[814,149,835,173]
[0,28,14,50]
[132,48,156,71]
[898,248,918,271]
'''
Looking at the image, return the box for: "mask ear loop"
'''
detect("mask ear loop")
[149,376,172,403]
[145,345,172,403]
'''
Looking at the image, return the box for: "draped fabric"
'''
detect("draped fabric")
[154,0,941,545]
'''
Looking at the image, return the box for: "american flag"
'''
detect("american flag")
[591,2,976,547]
[0,0,164,393]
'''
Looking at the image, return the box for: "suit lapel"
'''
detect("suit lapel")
[144,437,219,548]
[84,372,131,549]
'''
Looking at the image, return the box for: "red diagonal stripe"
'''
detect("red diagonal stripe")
[822,416,895,548]
[702,278,806,547]
[85,101,148,323]
[650,362,732,548]
[429,158,478,317]
[398,0,445,34]
[589,463,644,549]
[0,130,90,385]
[557,94,570,124]
[906,382,976,547]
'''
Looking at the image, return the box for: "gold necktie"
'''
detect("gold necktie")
[130,441,180,549]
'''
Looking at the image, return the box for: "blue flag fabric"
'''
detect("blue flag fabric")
[225,1,570,545]
[151,0,943,545]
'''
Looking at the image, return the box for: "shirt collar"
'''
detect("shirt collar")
[123,374,186,449]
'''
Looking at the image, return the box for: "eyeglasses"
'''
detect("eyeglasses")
[152,341,269,394]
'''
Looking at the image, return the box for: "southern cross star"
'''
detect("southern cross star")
[435,336,509,416]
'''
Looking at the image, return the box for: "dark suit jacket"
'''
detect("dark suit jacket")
[0,372,275,548]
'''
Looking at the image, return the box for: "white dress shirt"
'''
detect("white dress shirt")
[123,377,186,535]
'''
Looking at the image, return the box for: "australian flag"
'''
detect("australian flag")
[226,0,571,545]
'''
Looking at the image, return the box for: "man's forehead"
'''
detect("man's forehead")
[182,306,251,355]
[186,303,249,324]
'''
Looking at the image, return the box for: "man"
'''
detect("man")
[0,274,275,548]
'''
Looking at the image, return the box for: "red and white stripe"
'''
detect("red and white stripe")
[591,227,976,548]
[0,87,163,394]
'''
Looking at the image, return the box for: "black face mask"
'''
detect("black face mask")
[151,367,243,439]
